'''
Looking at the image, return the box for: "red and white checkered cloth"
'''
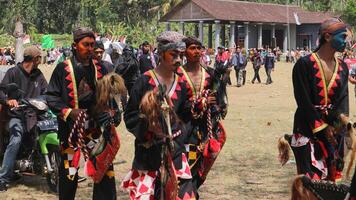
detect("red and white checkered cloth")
[121,153,192,200]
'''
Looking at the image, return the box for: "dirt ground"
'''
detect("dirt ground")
[1,61,355,200]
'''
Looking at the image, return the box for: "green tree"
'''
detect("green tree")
[342,0,356,27]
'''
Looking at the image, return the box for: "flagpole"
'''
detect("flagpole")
[287,0,291,52]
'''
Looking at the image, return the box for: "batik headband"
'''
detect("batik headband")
[156,31,186,53]
[320,21,347,36]
[158,41,186,53]
[73,27,95,42]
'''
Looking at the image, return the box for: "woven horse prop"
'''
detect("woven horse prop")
[68,73,126,183]
[278,114,356,199]
[207,61,229,119]
[197,64,228,182]
[139,85,178,200]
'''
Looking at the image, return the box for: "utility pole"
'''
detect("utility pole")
[13,17,24,64]
[286,0,291,52]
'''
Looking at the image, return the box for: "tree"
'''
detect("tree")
[342,0,356,27]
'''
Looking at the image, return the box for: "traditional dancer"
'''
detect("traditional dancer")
[177,36,227,198]
[290,115,356,200]
[279,18,350,182]
[121,31,196,199]
[46,27,124,200]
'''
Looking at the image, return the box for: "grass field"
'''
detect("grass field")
[0,61,355,199]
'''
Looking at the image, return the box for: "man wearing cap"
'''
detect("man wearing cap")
[122,31,197,199]
[0,45,47,192]
[290,18,350,182]
[138,41,158,74]
[46,27,118,199]
[94,40,114,72]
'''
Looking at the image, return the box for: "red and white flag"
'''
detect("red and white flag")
[293,12,301,25]
[23,34,30,44]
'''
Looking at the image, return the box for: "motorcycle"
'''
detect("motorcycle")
[0,83,60,193]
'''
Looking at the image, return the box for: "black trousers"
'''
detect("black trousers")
[59,146,116,200]
[252,67,261,83]
[235,68,246,86]
[291,132,344,181]
[265,67,273,84]
[350,166,356,198]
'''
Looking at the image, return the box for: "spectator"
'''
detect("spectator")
[200,46,212,67]
[251,51,263,84]
[94,40,114,72]
[137,41,157,74]
[231,47,246,87]
[264,48,275,85]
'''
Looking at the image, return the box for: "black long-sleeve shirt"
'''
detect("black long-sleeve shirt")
[46,58,108,141]
[292,53,349,137]
[0,63,47,118]
[124,70,191,170]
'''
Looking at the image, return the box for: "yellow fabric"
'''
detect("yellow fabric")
[106,170,115,177]
[62,108,72,122]
[312,123,328,134]
[64,160,70,169]
[63,147,75,155]
[67,60,79,109]
[188,151,197,160]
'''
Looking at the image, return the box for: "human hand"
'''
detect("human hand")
[6,99,18,108]
[69,109,86,121]
[96,109,122,127]
[349,75,356,84]
[207,92,217,105]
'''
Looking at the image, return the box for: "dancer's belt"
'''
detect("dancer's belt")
[139,130,182,149]
[315,104,334,115]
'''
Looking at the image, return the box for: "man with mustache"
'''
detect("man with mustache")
[122,31,197,199]
[177,36,226,198]
[46,27,118,200]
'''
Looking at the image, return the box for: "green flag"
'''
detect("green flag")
[42,35,55,49]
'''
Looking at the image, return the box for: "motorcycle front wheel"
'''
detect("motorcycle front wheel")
[46,144,60,193]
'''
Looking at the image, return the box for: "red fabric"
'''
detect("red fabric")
[199,122,226,181]
[180,192,196,200]
[318,140,328,158]
[85,159,96,176]
[164,153,178,200]
[203,138,221,158]
[86,125,121,183]
[215,52,229,63]
[71,149,81,168]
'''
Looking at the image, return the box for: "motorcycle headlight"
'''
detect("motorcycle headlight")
[29,99,48,111]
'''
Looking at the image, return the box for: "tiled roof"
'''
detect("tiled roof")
[161,0,334,24]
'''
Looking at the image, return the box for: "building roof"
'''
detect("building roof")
[161,0,334,24]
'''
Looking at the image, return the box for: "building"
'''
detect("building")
[160,0,334,51]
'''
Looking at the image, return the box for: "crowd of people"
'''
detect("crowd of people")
[286,47,313,63]
[0,27,228,200]
[213,46,278,86]
[0,17,356,200]
[0,47,15,65]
